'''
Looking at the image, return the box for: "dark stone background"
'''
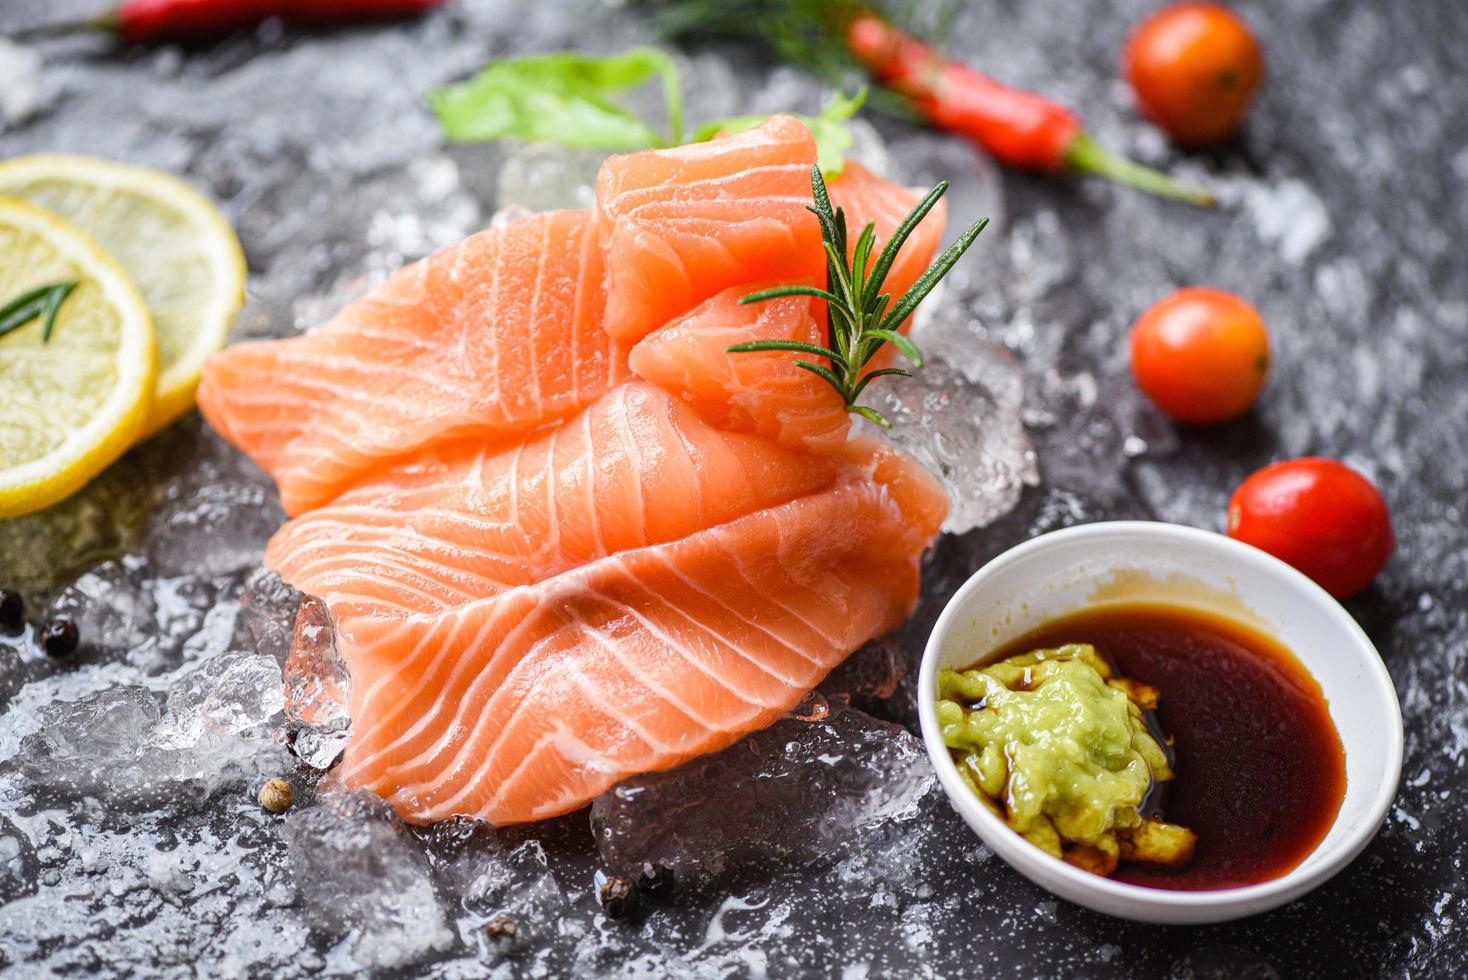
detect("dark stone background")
[1,0,1465,976]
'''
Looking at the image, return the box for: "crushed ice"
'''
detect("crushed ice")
[591,697,935,876]
[283,790,455,970]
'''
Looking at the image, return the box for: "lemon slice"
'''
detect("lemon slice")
[0,154,246,435]
[0,196,156,518]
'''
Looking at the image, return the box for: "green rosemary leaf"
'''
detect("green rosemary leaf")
[850,366,912,400]
[848,404,893,428]
[806,203,841,248]
[881,216,989,332]
[0,281,77,343]
[794,360,844,391]
[726,339,842,360]
[863,290,891,320]
[864,328,923,368]
[738,284,841,305]
[822,239,858,312]
[866,180,949,297]
[827,302,855,362]
[849,221,877,297]
[810,164,836,224]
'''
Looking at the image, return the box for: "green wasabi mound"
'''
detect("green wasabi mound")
[937,644,1196,876]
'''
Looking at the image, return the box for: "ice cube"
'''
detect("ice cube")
[865,314,1039,534]
[13,644,285,800]
[13,687,162,798]
[45,557,217,674]
[283,790,455,970]
[143,430,285,580]
[494,142,604,212]
[156,651,285,749]
[0,814,36,901]
[238,568,303,665]
[416,817,592,964]
[465,840,569,953]
[146,477,284,579]
[283,596,351,770]
[590,698,934,877]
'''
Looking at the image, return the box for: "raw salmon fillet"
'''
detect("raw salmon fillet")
[199,115,960,826]
[198,209,622,515]
[596,115,826,345]
[266,402,946,823]
[627,285,851,453]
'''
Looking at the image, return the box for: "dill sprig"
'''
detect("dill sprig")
[0,281,77,343]
[727,164,986,428]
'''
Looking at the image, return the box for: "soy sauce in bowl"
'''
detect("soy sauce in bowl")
[982,601,1346,891]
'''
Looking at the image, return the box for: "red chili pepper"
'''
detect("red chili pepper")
[18,0,445,45]
[111,0,445,43]
[846,13,1214,206]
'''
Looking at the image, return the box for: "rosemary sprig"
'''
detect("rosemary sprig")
[0,281,77,343]
[727,164,986,428]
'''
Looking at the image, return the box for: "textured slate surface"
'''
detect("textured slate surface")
[1,0,1465,976]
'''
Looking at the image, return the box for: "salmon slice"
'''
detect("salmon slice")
[305,438,946,825]
[595,115,826,345]
[266,382,839,621]
[627,285,851,453]
[827,160,948,313]
[198,209,622,515]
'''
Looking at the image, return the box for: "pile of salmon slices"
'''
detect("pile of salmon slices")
[198,116,952,825]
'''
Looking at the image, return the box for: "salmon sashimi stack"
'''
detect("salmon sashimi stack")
[198,209,621,515]
[199,116,953,825]
[267,386,944,822]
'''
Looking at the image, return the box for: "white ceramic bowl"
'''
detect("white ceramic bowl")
[918,520,1402,925]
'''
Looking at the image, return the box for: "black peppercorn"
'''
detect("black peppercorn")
[598,874,639,919]
[635,861,675,899]
[41,619,79,658]
[0,590,21,630]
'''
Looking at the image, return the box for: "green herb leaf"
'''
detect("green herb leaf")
[694,88,866,175]
[737,284,842,305]
[728,164,986,426]
[726,338,843,361]
[848,404,893,429]
[0,281,77,344]
[864,328,923,368]
[428,47,684,150]
[879,216,989,332]
[850,366,912,401]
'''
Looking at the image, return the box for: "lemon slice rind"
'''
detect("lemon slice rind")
[0,154,245,436]
[0,196,156,518]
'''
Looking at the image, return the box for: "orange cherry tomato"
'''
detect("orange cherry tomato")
[1129,287,1269,424]
[1123,3,1263,145]
[1228,458,1394,599]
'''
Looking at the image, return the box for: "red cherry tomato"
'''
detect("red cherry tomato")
[1123,2,1263,145]
[1129,287,1269,424]
[1228,458,1394,598]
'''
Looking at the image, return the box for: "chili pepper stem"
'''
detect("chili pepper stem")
[1064,132,1215,207]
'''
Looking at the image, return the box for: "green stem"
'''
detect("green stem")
[1064,132,1215,208]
